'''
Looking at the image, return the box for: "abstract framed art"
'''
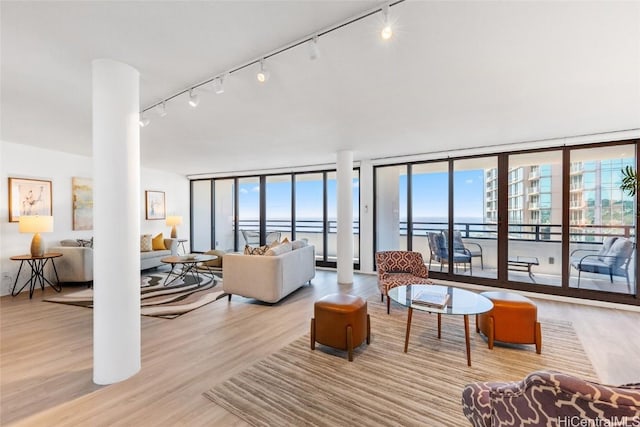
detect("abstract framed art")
[8,177,53,222]
[145,190,166,220]
[72,177,93,230]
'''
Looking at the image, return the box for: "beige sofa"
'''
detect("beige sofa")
[223,244,315,303]
[52,238,178,283]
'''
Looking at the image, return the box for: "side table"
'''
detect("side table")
[176,239,188,255]
[10,253,63,299]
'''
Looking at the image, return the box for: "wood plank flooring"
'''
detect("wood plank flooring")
[1,270,639,426]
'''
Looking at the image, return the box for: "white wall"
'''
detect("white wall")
[0,141,190,296]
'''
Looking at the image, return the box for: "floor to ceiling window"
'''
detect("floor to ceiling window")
[191,180,212,252]
[411,162,448,269]
[266,175,292,242]
[375,165,407,251]
[373,139,638,306]
[568,145,636,295]
[237,177,260,247]
[507,151,562,286]
[296,172,325,261]
[191,168,360,268]
[454,157,497,279]
[214,179,235,251]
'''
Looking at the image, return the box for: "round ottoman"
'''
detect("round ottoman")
[311,294,370,361]
[476,291,542,354]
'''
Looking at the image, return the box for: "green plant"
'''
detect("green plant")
[620,165,637,197]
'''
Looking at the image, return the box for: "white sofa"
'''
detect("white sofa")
[51,238,178,283]
[223,244,315,303]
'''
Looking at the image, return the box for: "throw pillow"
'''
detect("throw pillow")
[152,233,166,250]
[140,234,152,252]
[265,241,293,256]
[244,244,270,255]
[291,238,308,250]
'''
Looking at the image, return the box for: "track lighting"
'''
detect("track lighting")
[156,101,167,117]
[188,89,200,108]
[138,113,150,127]
[308,35,320,60]
[381,4,393,40]
[256,59,270,83]
[213,75,225,94]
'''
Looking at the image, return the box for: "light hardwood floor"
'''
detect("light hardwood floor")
[1,270,639,426]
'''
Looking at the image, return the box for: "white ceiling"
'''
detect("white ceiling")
[2,1,639,177]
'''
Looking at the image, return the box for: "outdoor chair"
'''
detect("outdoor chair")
[570,236,634,293]
[241,230,281,247]
[427,232,473,274]
[375,251,432,314]
[241,230,260,246]
[453,230,484,269]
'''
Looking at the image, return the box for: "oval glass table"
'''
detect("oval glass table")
[388,284,493,366]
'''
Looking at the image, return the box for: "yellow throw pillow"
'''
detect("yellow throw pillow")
[152,233,166,250]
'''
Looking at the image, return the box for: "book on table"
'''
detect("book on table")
[411,290,450,309]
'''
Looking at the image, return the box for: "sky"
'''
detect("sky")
[237,170,485,221]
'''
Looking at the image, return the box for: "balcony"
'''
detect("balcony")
[231,219,636,296]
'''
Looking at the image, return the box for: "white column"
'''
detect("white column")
[92,59,141,385]
[337,150,354,285]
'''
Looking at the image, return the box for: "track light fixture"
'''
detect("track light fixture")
[213,75,225,94]
[138,113,150,127]
[308,35,320,60]
[157,101,167,117]
[256,59,270,83]
[138,1,405,124]
[381,3,393,40]
[188,89,200,108]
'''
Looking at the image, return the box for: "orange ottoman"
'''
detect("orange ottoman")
[311,294,370,361]
[476,291,541,354]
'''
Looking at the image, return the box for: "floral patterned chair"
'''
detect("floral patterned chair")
[375,251,433,314]
[462,370,640,427]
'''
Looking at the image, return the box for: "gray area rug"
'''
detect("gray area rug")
[204,300,597,426]
[44,272,226,319]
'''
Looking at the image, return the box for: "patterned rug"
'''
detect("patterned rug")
[44,272,226,319]
[204,301,597,426]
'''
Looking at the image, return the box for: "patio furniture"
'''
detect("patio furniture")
[570,236,634,293]
[453,231,484,269]
[427,232,473,274]
[375,251,432,314]
[476,291,541,354]
[462,370,640,427]
[241,230,281,247]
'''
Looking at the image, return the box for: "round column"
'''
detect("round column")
[92,59,141,384]
[337,150,354,285]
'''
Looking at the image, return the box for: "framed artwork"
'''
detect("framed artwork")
[72,177,93,230]
[145,190,166,220]
[8,177,53,222]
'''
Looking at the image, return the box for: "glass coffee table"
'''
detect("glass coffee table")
[388,284,493,366]
[160,254,217,287]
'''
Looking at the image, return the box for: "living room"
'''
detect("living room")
[2,1,640,425]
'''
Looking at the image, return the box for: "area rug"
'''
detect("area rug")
[204,301,597,426]
[44,272,227,319]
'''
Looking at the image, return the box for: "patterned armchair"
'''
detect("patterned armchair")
[375,251,433,314]
[462,371,640,427]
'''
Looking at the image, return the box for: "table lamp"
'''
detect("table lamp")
[19,215,54,257]
[166,215,183,238]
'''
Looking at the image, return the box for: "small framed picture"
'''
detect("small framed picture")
[8,177,53,222]
[145,190,166,220]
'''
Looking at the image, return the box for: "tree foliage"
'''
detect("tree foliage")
[620,165,637,197]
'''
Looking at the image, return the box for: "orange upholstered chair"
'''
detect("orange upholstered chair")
[476,291,541,354]
[376,251,432,314]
